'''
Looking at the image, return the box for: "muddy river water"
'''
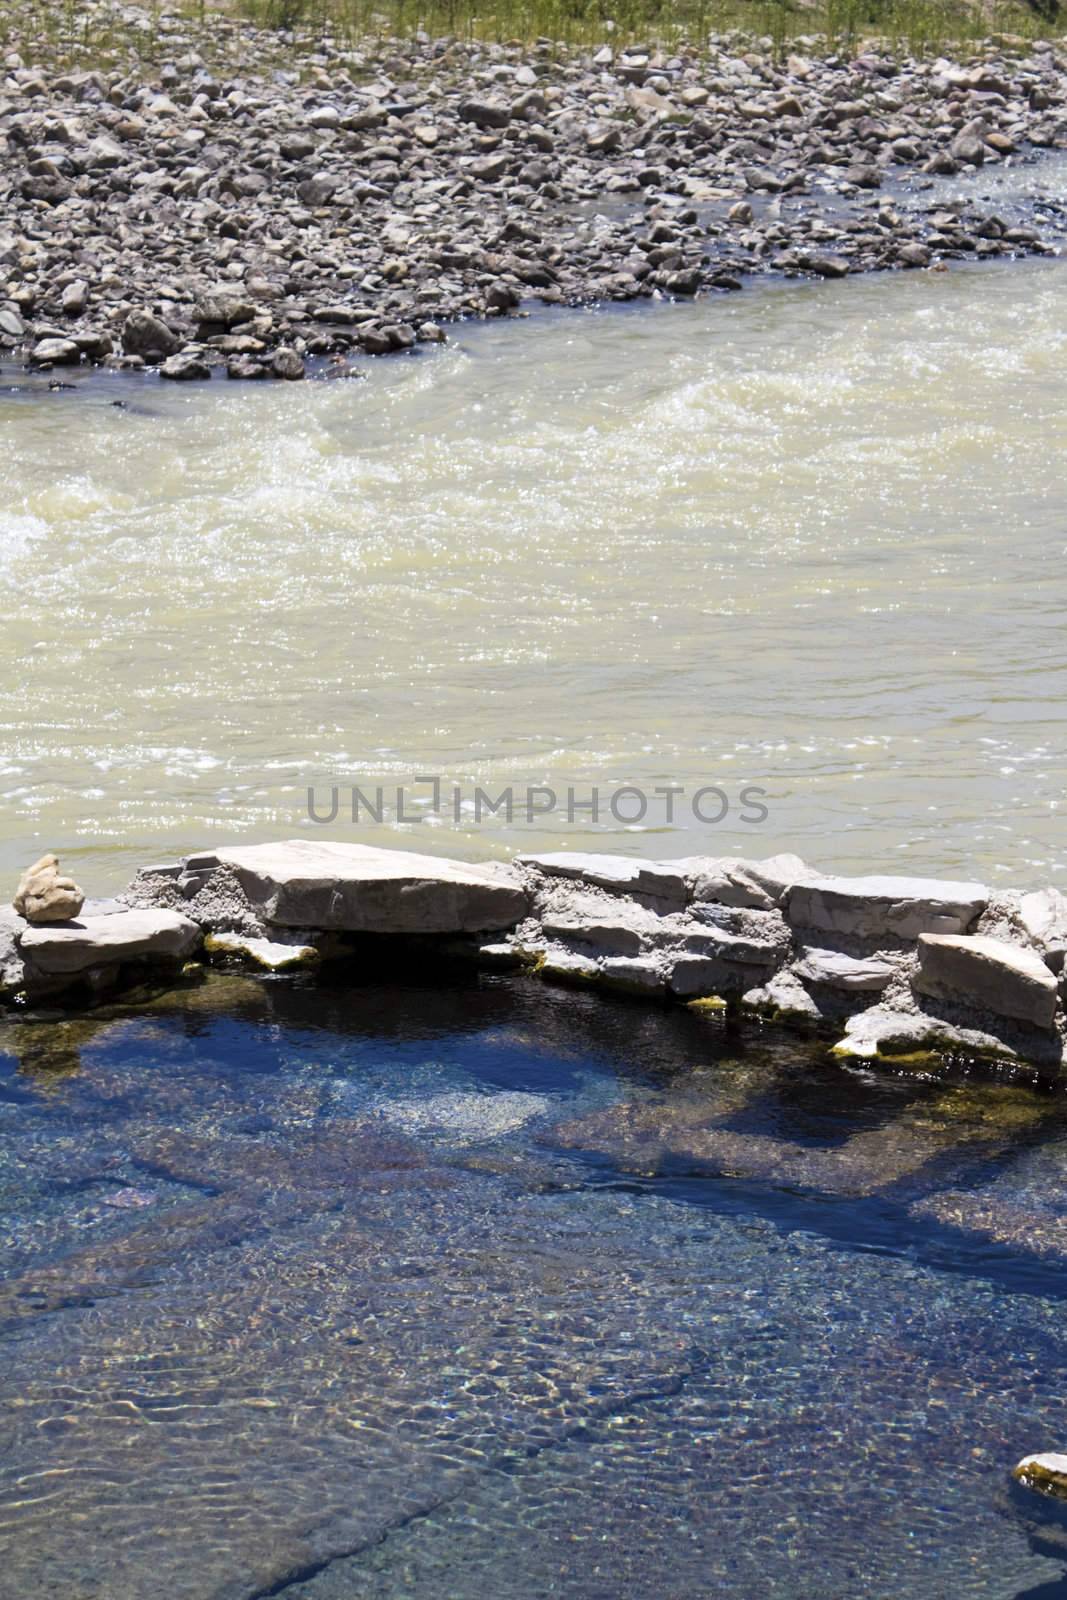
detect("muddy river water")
[3,252,1067,894]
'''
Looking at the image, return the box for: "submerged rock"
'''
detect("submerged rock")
[1009,1453,1067,1560]
[831,1005,1020,1068]
[13,853,84,924]
[204,930,319,971]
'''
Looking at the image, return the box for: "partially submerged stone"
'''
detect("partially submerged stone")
[787,874,988,940]
[915,934,1058,1029]
[212,840,527,932]
[17,909,200,974]
[1009,1453,1067,1559]
[540,948,599,983]
[601,955,666,993]
[13,853,85,924]
[744,970,822,1022]
[1013,1453,1067,1501]
[204,931,319,972]
[831,1005,1019,1067]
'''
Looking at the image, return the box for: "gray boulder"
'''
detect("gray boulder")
[521,852,687,910]
[122,309,180,358]
[211,840,528,932]
[17,908,200,973]
[914,934,1058,1029]
[787,874,987,940]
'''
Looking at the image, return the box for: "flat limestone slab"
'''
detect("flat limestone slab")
[915,933,1058,1029]
[793,947,896,993]
[17,909,200,975]
[787,874,987,940]
[520,852,687,908]
[213,840,527,932]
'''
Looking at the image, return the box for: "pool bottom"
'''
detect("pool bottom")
[1,970,1066,1600]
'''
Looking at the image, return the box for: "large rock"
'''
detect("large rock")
[122,309,180,358]
[13,854,84,923]
[787,874,987,940]
[0,907,25,996]
[211,841,528,932]
[831,1005,1020,1066]
[521,852,687,910]
[17,908,200,974]
[1019,888,1067,972]
[1009,1453,1067,1559]
[793,947,895,993]
[1014,1453,1067,1500]
[914,934,1058,1029]
[683,852,813,910]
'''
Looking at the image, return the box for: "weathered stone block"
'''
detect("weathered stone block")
[915,934,1058,1028]
[683,852,812,910]
[1020,888,1067,973]
[601,956,665,992]
[793,947,895,992]
[17,909,200,974]
[520,852,686,909]
[787,874,987,940]
[541,913,644,956]
[214,840,527,932]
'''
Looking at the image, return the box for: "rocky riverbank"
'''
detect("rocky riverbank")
[5,839,1067,1079]
[1,5,1066,377]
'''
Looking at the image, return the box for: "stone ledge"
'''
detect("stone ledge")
[214,840,528,932]
[6,844,1067,1080]
[16,909,200,975]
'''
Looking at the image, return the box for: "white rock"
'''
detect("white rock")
[793,947,896,992]
[1020,888,1067,962]
[1014,1453,1067,1486]
[0,907,25,995]
[832,1005,1018,1064]
[682,852,813,910]
[680,924,788,966]
[540,949,599,981]
[205,931,319,971]
[213,840,527,932]
[915,934,1058,1029]
[788,874,987,940]
[600,955,665,992]
[521,852,687,909]
[667,956,731,998]
[17,909,200,974]
[744,970,822,1020]
[541,911,644,955]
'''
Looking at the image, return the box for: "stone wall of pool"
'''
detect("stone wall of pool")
[5,839,1067,1078]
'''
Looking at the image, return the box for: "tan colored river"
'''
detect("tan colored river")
[2,257,1066,894]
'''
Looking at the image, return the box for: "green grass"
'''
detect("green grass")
[0,0,1058,72]
[233,0,1056,53]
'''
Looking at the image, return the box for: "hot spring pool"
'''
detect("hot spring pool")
[1,965,1067,1599]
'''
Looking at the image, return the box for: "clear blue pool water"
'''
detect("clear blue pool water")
[2,964,1067,1599]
